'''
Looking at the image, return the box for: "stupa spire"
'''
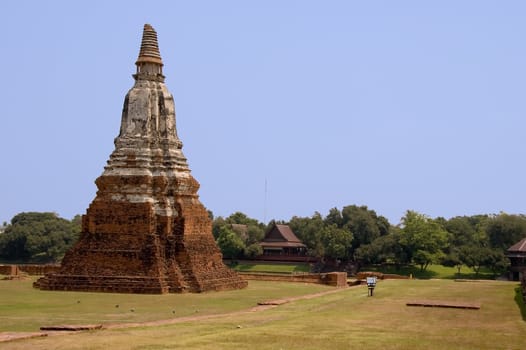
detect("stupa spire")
[135,24,164,80]
[34,24,247,294]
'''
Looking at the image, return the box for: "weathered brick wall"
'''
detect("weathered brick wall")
[85,193,156,235]
[0,264,60,276]
[0,265,12,275]
[35,172,247,294]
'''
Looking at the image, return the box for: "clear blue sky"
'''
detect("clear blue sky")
[1,1,525,226]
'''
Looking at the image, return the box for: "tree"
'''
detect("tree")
[461,245,494,276]
[212,216,227,239]
[486,213,526,251]
[485,249,509,276]
[324,207,343,227]
[216,226,245,260]
[245,243,263,258]
[225,212,262,227]
[0,212,80,263]
[399,211,448,271]
[212,212,265,259]
[246,225,265,246]
[340,205,390,255]
[355,233,400,265]
[444,216,478,247]
[441,215,491,274]
[289,213,326,258]
[441,247,463,275]
[320,224,353,260]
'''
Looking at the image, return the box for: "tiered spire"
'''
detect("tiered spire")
[136,24,163,65]
[135,24,164,80]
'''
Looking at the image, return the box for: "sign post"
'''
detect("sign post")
[366,276,377,296]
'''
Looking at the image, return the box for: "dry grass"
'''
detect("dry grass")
[0,278,332,332]
[1,279,525,349]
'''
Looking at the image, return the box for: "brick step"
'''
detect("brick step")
[34,275,170,294]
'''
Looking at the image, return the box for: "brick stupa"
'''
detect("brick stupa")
[35,24,247,293]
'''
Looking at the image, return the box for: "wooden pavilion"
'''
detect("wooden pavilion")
[507,237,526,281]
[258,224,314,262]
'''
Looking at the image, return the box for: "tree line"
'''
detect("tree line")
[1,207,525,275]
[212,206,526,275]
[0,212,80,263]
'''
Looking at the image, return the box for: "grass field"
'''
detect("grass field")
[0,277,332,332]
[366,264,497,280]
[1,277,525,349]
[232,262,311,274]
[229,261,497,280]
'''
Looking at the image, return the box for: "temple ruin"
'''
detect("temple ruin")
[34,24,247,293]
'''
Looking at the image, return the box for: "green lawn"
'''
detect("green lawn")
[230,262,498,280]
[1,278,525,349]
[0,277,331,332]
[232,262,311,274]
[365,264,497,280]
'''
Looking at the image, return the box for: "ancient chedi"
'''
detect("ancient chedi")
[35,24,247,293]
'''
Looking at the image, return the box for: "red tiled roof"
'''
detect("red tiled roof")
[508,237,526,252]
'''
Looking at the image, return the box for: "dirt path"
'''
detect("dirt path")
[105,286,349,329]
[0,286,351,343]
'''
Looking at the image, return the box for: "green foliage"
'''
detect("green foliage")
[440,247,463,275]
[246,224,265,245]
[460,245,493,275]
[324,207,343,227]
[486,213,526,251]
[212,212,266,259]
[289,206,390,261]
[323,205,390,256]
[320,224,353,260]
[288,212,326,258]
[0,212,80,263]
[444,216,478,247]
[233,262,311,274]
[216,226,245,260]
[355,234,399,264]
[341,205,382,250]
[214,208,525,276]
[514,286,526,321]
[245,242,263,258]
[399,211,448,271]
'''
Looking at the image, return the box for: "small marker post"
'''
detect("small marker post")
[366,277,377,296]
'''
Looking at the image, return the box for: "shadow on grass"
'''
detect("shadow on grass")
[365,264,498,280]
[293,264,311,273]
[366,265,439,279]
[442,272,495,280]
[514,286,526,322]
[233,262,311,274]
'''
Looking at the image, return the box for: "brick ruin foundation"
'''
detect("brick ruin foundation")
[34,24,247,293]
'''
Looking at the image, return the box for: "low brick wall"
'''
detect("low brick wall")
[0,264,60,276]
[240,271,347,287]
[356,271,409,280]
[0,265,15,275]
